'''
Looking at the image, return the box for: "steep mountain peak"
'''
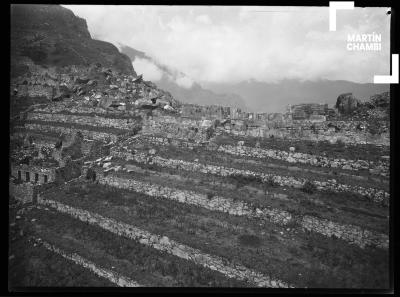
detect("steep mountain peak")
[11,4,135,77]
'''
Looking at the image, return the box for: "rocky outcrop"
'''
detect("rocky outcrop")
[369,92,389,108]
[335,93,361,114]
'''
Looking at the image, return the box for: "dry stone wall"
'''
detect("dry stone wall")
[31,237,141,287]
[216,144,388,177]
[97,174,292,225]
[136,135,388,177]
[37,197,293,288]
[301,216,388,249]
[34,103,144,118]
[9,180,36,203]
[27,112,141,130]
[14,84,54,99]
[142,116,209,142]
[97,174,388,250]
[11,164,56,184]
[216,126,389,146]
[112,150,389,205]
[25,123,118,142]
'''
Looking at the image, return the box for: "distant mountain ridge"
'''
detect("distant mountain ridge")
[119,44,249,110]
[203,79,390,113]
[120,43,389,113]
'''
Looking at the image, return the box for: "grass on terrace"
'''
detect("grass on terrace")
[103,163,389,234]
[9,237,116,287]
[109,151,389,226]
[42,181,390,288]
[8,201,115,287]
[25,208,246,287]
[212,134,389,163]
[149,144,388,192]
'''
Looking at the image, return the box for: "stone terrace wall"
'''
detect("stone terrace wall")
[31,237,141,287]
[27,112,141,131]
[97,174,388,250]
[216,120,389,146]
[113,150,389,206]
[142,116,209,142]
[25,123,118,142]
[135,135,388,177]
[300,216,388,249]
[38,197,292,288]
[34,103,144,118]
[97,174,292,225]
[15,84,54,99]
[9,180,37,203]
[33,138,56,150]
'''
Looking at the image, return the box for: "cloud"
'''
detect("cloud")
[132,58,163,81]
[195,14,212,25]
[64,5,390,84]
[175,75,194,88]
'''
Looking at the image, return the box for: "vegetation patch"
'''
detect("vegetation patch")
[238,234,262,248]
[301,181,317,195]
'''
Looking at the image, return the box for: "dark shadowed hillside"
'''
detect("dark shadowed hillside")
[11,4,135,77]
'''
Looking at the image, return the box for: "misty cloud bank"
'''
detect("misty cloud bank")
[132,57,194,88]
[65,5,390,84]
[132,58,163,81]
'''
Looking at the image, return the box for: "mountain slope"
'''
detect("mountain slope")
[11,4,135,77]
[119,44,248,110]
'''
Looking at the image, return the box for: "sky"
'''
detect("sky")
[64,5,391,86]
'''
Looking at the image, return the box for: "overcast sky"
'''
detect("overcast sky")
[65,5,390,85]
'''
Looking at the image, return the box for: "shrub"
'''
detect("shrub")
[229,174,263,187]
[336,138,346,146]
[368,119,382,135]
[265,176,278,187]
[301,181,317,194]
[205,127,215,140]
[238,234,262,248]
[86,168,96,181]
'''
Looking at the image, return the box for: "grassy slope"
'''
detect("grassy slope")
[42,182,389,288]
